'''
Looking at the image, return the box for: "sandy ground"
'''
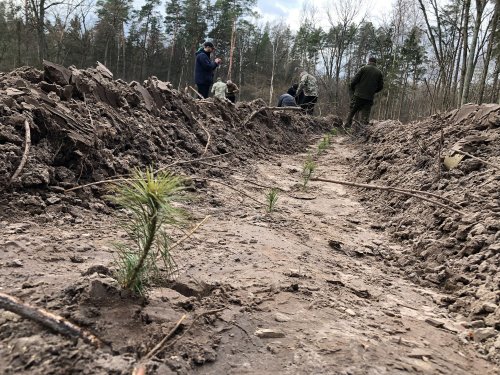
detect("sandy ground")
[0,135,498,374]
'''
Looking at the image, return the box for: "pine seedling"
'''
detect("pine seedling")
[266,188,279,213]
[302,155,316,189]
[317,135,330,154]
[107,167,185,296]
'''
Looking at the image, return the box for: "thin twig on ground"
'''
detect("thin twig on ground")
[83,93,95,130]
[232,177,289,192]
[64,153,232,192]
[201,178,265,206]
[153,153,232,174]
[0,292,103,348]
[162,308,224,352]
[194,119,211,155]
[142,314,187,362]
[156,216,210,261]
[189,86,204,99]
[9,119,31,184]
[451,148,500,172]
[311,177,463,215]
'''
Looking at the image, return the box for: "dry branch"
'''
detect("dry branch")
[232,177,289,192]
[9,119,31,183]
[154,152,232,173]
[311,177,463,215]
[156,216,211,261]
[189,85,204,99]
[451,149,500,171]
[141,314,187,362]
[161,308,224,352]
[203,178,265,206]
[133,308,224,374]
[64,153,232,192]
[194,119,211,155]
[0,292,103,348]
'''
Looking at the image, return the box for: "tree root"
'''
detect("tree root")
[133,308,224,374]
[64,153,233,192]
[0,292,103,348]
[9,119,31,184]
[451,148,500,172]
[311,177,463,215]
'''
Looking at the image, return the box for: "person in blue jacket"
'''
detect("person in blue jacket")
[194,41,222,99]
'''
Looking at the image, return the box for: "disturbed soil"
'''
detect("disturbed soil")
[0,62,499,374]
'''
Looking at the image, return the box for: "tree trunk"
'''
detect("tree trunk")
[491,59,500,103]
[458,0,471,105]
[461,0,486,104]
[478,0,499,104]
[269,42,276,106]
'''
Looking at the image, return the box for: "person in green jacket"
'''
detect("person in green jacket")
[345,57,384,129]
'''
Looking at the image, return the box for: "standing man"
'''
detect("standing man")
[345,57,384,129]
[225,80,239,103]
[211,77,227,99]
[296,69,318,115]
[194,41,222,99]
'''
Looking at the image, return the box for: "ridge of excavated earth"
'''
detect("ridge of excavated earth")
[0,61,499,374]
[0,61,334,217]
[353,104,500,364]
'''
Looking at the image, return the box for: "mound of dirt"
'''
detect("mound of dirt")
[354,104,500,357]
[0,61,335,218]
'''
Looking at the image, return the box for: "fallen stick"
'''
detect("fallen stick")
[312,173,461,208]
[451,149,500,172]
[311,177,463,215]
[161,308,224,352]
[156,216,211,261]
[154,152,232,174]
[141,314,187,362]
[243,106,302,126]
[194,118,211,155]
[9,119,31,184]
[189,85,204,99]
[134,308,224,373]
[64,153,233,192]
[233,177,289,192]
[0,292,103,348]
[202,178,265,206]
[83,93,95,130]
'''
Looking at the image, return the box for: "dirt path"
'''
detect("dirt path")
[178,136,497,375]
[0,136,497,374]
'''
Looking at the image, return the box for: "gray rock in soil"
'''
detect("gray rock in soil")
[254,328,285,338]
[473,327,497,342]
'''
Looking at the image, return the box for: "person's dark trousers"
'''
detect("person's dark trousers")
[300,95,318,115]
[197,84,210,99]
[345,96,373,127]
[226,94,236,103]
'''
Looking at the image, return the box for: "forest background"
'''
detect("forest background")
[0,0,498,120]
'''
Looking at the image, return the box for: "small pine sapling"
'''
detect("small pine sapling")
[266,188,279,213]
[302,155,316,189]
[108,167,185,296]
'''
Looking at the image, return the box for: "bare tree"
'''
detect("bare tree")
[461,0,488,104]
[478,0,499,103]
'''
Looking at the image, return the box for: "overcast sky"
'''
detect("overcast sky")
[254,0,394,30]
